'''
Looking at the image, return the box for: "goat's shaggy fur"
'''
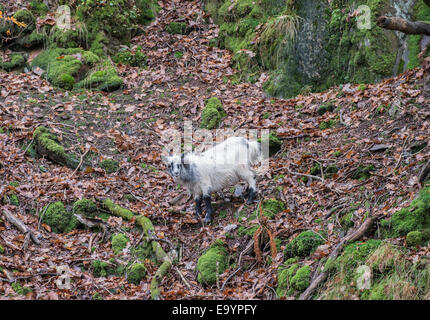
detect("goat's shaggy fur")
[162,137,261,223]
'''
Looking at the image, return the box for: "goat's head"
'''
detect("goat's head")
[162,154,189,179]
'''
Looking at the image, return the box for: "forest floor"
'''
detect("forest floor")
[1,0,430,300]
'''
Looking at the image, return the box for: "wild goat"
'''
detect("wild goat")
[162,137,261,223]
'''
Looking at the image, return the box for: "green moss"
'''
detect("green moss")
[99,159,120,173]
[42,201,76,233]
[276,263,299,297]
[261,198,285,219]
[200,97,226,129]
[29,1,49,16]
[197,240,228,285]
[113,47,147,66]
[11,282,32,296]
[111,233,129,255]
[8,193,19,206]
[76,63,123,92]
[13,9,36,31]
[33,126,79,168]
[127,263,147,284]
[165,22,190,35]
[382,188,430,238]
[284,231,323,258]
[102,199,134,220]
[73,198,98,218]
[0,53,26,72]
[406,230,430,247]
[90,259,124,277]
[290,265,311,291]
[258,131,282,155]
[317,103,335,116]
[352,165,375,180]
[319,120,337,130]
[0,244,4,254]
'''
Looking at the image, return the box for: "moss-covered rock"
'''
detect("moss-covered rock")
[284,231,323,258]
[31,48,100,90]
[42,201,77,233]
[197,239,228,285]
[29,1,49,17]
[290,265,311,291]
[13,9,36,31]
[381,187,430,238]
[73,198,98,218]
[91,259,124,277]
[76,62,123,92]
[0,53,26,72]
[165,22,191,35]
[112,46,147,66]
[200,97,226,129]
[33,126,79,169]
[406,230,430,247]
[99,159,120,173]
[111,233,129,255]
[127,263,147,284]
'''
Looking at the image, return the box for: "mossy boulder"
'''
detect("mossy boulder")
[290,265,311,291]
[31,48,100,90]
[111,233,129,255]
[73,198,98,218]
[127,263,147,284]
[99,159,120,173]
[29,1,49,16]
[91,259,124,277]
[76,62,123,92]
[284,231,324,258]
[76,0,159,46]
[0,53,26,72]
[200,97,226,129]
[406,230,430,247]
[33,126,80,169]
[381,187,430,238]
[113,47,147,66]
[165,22,191,35]
[13,9,36,31]
[42,201,78,233]
[197,240,228,285]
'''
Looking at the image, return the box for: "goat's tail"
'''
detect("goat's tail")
[248,140,261,165]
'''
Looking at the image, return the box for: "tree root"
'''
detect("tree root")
[100,198,175,300]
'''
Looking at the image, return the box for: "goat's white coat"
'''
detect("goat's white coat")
[165,137,260,199]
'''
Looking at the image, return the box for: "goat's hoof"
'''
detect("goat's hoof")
[203,215,212,224]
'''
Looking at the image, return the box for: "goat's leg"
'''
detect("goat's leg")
[194,195,202,217]
[242,170,257,205]
[203,194,214,223]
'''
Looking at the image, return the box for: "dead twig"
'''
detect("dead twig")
[2,208,40,245]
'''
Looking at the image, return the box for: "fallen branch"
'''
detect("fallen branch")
[2,208,40,245]
[70,147,90,177]
[299,216,377,300]
[377,16,430,36]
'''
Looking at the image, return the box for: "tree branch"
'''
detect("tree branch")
[377,16,430,36]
